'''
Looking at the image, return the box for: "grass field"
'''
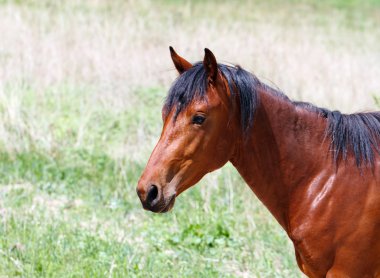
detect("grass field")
[0,0,379,277]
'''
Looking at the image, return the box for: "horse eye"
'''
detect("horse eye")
[192,115,206,125]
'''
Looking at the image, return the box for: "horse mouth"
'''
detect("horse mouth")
[159,194,176,213]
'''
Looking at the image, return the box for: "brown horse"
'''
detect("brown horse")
[137,47,380,277]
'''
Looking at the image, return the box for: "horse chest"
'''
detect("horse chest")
[289,225,334,276]
[288,174,380,277]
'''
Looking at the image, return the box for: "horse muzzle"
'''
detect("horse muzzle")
[136,183,176,213]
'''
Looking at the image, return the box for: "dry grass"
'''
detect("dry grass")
[0,0,379,153]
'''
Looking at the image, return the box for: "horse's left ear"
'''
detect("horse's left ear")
[203,48,218,82]
[170,46,192,74]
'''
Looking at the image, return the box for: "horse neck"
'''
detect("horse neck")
[230,87,329,230]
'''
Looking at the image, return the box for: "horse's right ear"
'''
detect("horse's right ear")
[170,46,192,74]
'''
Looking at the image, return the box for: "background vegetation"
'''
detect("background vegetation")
[0,0,379,277]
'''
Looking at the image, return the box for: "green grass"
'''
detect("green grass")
[0,0,379,277]
[0,83,298,277]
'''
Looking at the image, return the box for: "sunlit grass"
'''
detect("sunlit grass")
[0,0,379,277]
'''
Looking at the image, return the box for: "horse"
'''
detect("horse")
[136,47,380,277]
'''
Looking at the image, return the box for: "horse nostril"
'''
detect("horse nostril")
[146,185,159,206]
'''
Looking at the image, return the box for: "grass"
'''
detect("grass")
[0,0,379,277]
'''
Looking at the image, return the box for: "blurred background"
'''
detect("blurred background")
[0,0,379,277]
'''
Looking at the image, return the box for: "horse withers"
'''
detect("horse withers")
[137,47,380,277]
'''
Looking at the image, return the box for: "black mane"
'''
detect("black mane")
[164,62,260,133]
[164,62,380,168]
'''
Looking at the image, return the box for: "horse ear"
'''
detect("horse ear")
[203,48,218,82]
[170,46,192,74]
